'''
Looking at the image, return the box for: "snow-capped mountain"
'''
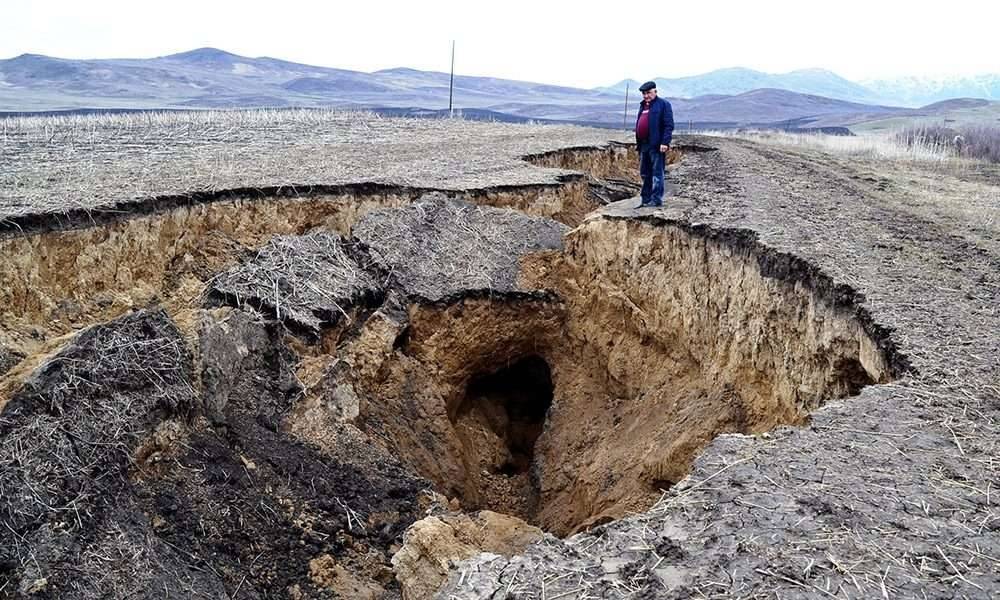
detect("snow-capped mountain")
[596,68,884,105]
[861,74,1000,107]
[598,69,1000,108]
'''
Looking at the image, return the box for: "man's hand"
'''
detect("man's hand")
[660,144,670,154]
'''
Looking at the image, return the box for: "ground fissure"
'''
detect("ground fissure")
[0,139,912,598]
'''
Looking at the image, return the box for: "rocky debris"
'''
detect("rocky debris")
[0,344,24,376]
[210,232,382,336]
[392,510,544,600]
[353,193,567,301]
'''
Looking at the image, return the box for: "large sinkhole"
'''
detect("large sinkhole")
[450,356,554,520]
[0,173,907,554]
[353,217,906,538]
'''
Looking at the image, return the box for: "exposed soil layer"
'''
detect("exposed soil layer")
[0,136,924,598]
[0,178,605,406]
[524,143,639,180]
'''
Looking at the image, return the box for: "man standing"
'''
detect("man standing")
[635,81,674,207]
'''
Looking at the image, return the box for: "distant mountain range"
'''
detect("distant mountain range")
[0,48,611,116]
[861,74,1000,107]
[597,68,884,106]
[1,48,998,130]
[597,67,1000,107]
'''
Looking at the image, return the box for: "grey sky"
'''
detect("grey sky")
[4,0,998,88]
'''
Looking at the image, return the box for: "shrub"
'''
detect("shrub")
[957,125,1000,163]
[896,124,1000,163]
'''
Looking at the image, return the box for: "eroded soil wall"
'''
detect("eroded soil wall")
[526,216,899,533]
[525,143,638,180]
[330,215,901,537]
[0,163,622,413]
[0,183,589,342]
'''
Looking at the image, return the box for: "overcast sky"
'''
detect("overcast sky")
[4,0,998,88]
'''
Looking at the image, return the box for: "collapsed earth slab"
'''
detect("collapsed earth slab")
[353,193,567,301]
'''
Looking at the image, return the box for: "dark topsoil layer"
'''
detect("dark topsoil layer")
[352,193,567,301]
[209,232,385,337]
[0,309,426,599]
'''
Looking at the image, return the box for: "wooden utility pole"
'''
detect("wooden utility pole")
[623,83,630,131]
[448,41,456,116]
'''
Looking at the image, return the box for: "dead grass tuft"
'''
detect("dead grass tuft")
[209,232,382,335]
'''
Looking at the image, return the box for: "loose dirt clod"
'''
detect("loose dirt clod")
[392,510,543,600]
[0,345,24,376]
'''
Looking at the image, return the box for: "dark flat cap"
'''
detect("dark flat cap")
[639,81,656,92]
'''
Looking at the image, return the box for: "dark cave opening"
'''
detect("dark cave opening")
[451,355,554,518]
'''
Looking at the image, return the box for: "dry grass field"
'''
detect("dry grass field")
[0,109,631,221]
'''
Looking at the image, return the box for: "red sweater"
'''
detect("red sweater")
[636,102,651,141]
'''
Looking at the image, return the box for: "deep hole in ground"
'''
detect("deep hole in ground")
[0,143,910,598]
[451,355,554,518]
[345,207,908,537]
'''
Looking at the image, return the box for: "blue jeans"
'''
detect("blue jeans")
[639,144,665,205]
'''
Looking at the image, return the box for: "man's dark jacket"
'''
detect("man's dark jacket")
[635,96,674,148]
